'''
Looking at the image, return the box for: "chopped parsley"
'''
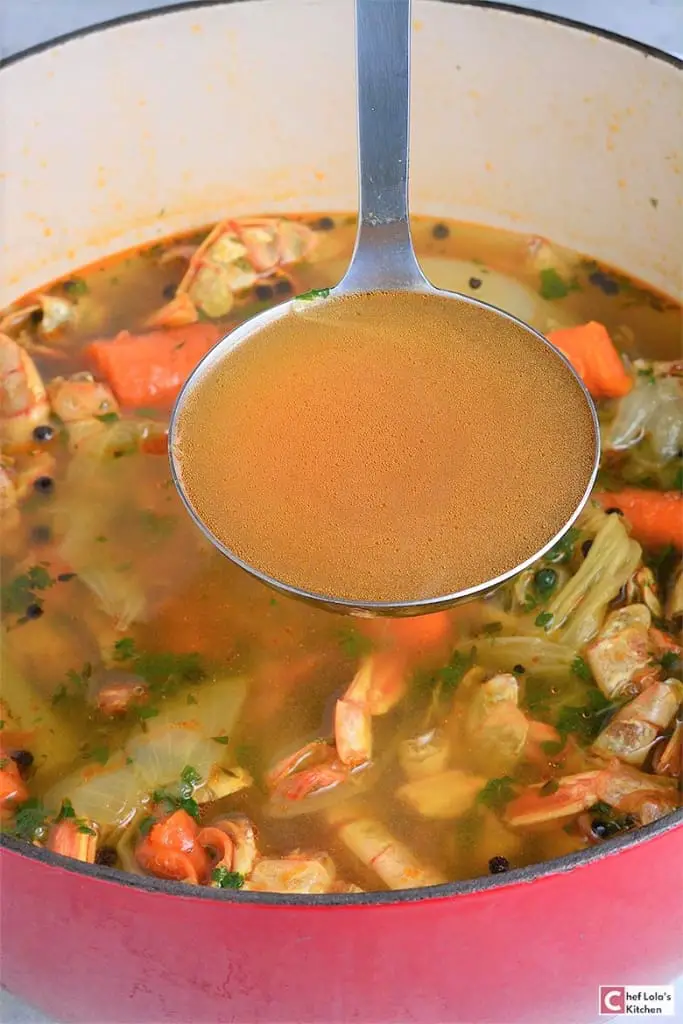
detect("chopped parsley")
[56,798,76,821]
[571,656,591,681]
[113,636,137,662]
[659,651,680,674]
[95,412,120,424]
[152,764,202,822]
[212,866,245,890]
[477,776,516,810]
[52,663,92,705]
[212,736,230,745]
[62,277,89,297]
[637,366,656,385]
[338,628,373,658]
[437,646,477,693]
[535,611,554,629]
[11,798,48,841]
[539,268,579,300]
[546,527,580,564]
[138,815,155,837]
[296,287,331,301]
[556,688,619,745]
[1,565,54,616]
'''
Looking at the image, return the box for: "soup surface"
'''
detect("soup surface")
[0,213,681,896]
[175,290,596,603]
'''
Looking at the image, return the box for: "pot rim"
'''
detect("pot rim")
[0,0,681,72]
[0,0,681,907]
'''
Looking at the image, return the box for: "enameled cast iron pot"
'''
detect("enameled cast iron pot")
[1,3,681,1021]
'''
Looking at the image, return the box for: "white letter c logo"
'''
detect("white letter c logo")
[605,990,622,1012]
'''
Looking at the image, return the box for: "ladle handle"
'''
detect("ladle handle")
[339,0,427,292]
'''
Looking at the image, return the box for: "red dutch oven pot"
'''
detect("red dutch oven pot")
[1,2,681,1021]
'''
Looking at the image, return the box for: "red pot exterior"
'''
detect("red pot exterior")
[2,822,681,1024]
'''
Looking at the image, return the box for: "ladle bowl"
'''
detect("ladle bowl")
[168,0,600,617]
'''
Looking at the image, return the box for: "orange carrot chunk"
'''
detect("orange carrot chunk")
[85,324,221,408]
[546,321,632,399]
[594,489,683,550]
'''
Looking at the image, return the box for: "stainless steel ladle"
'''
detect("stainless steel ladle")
[169,0,600,617]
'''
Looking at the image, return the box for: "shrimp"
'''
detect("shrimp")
[465,673,530,775]
[504,760,678,829]
[266,741,352,805]
[208,815,257,877]
[327,807,446,890]
[335,652,408,767]
[586,604,654,700]
[653,723,682,778]
[0,460,20,531]
[1,295,73,336]
[46,372,119,424]
[0,333,51,446]
[591,678,683,766]
[148,217,317,326]
[625,566,663,619]
[243,852,337,894]
[266,653,406,807]
[461,671,563,773]
[398,727,450,781]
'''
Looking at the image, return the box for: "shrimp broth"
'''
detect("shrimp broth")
[1,213,681,894]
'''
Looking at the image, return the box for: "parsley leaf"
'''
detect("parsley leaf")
[535,611,554,629]
[556,688,619,745]
[212,866,245,890]
[546,527,580,564]
[11,798,48,841]
[571,656,592,681]
[296,287,331,301]
[539,268,580,300]
[477,776,516,810]
[438,646,477,693]
[1,565,54,615]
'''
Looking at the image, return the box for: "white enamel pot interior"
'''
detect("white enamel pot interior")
[1,0,681,309]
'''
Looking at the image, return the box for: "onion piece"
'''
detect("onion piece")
[151,674,248,738]
[44,760,144,828]
[126,725,221,790]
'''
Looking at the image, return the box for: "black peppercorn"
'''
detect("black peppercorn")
[162,283,177,300]
[312,216,335,231]
[32,424,55,443]
[95,846,118,867]
[513,664,525,675]
[25,603,44,620]
[468,277,482,290]
[274,279,292,296]
[255,284,274,301]
[432,223,449,240]
[33,476,54,495]
[10,749,34,774]
[488,856,510,874]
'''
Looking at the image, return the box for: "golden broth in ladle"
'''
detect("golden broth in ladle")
[173,289,597,603]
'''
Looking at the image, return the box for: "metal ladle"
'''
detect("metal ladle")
[169,0,600,617]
